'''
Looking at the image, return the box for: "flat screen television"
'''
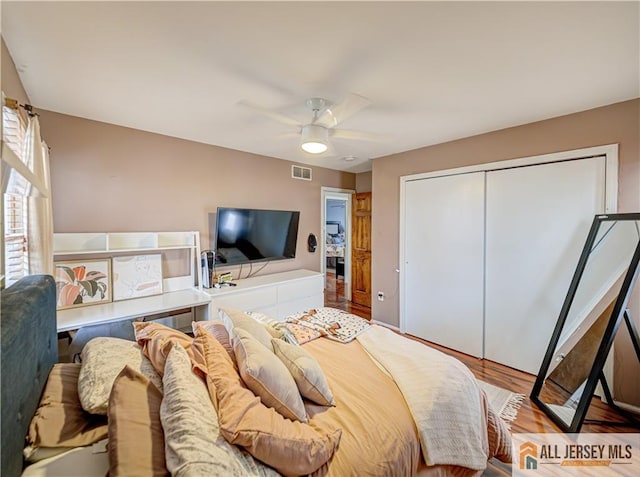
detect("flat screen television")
[213,207,300,266]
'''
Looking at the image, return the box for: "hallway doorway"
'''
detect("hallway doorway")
[321,188,353,301]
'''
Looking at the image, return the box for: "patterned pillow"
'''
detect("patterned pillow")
[160,344,277,476]
[78,337,162,415]
[286,307,370,343]
[285,322,323,345]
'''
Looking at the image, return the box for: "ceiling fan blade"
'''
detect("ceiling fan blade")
[314,93,372,128]
[238,100,302,127]
[276,131,300,139]
[331,129,387,142]
[322,141,338,158]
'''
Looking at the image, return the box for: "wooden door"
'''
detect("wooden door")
[351,192,372,307]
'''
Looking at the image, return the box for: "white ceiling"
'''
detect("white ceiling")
[2,1,638,173]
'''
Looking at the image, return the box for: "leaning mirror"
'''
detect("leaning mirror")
[531,213,640,432]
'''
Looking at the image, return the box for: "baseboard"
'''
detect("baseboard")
[372,320,401,333]
[613,400,640,416]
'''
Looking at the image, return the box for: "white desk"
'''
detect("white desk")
[56,289,211,332]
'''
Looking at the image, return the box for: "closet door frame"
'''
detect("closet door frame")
[399,144,619,337]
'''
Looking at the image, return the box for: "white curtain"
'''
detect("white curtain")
[23,115,54,276]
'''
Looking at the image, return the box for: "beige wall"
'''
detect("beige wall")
[356,171,372,193]
[372,99,640,405]
[39,110,355,276]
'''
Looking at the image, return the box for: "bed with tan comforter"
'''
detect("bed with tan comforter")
[18,307,511,477]
[306,327,512,476]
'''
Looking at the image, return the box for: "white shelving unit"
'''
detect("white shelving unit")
[54,231,210,332]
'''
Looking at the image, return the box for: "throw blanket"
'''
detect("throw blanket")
[357,325,489,470]
[285,308,370,344]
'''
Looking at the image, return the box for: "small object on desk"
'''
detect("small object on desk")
[217,271,233,284]
[226,282,237,287]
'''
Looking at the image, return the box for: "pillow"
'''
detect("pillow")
[160,343,276,476]
[245,311,299,345]
[220,307,273,349]
[233,328,307,422]
[27,364,107,452]
[191,320,235,362]
[271,338,335,406]
[133,321,193,375]
[78,337,162,415]
[108,365,167,477]
[193,331,341,476]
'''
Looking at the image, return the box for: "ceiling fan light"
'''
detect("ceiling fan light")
[301,124,328,154]
[302,141,328,154]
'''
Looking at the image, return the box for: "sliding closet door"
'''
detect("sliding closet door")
[403,172,485,357]
[484,157,606,374]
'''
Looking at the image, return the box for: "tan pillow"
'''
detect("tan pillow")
[28,364,107,448]
[271,338,335,406]
[78,337,162,415]
[160,344,274,476]
[108,365,167,477]
[193,331,342,476]
[233,328,307,422]
[191,320,235,362]
[246,311,299,345]
[220,307,273,349]
[133,321,194,375]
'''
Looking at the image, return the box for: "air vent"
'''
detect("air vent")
[291,165,312,181]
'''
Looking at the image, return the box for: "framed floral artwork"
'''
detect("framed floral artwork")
[112,254,163,301]
[55,259,112,310]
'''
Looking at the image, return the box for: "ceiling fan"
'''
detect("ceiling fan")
[240,94,381,155]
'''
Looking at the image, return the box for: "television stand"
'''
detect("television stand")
[206,269,323,320]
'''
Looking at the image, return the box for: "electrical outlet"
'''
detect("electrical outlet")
[377,291,384,302]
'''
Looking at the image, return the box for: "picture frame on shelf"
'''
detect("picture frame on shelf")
[55,258,112,310]
[112,254,163,301]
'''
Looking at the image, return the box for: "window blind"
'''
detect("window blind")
[2,105,30,285]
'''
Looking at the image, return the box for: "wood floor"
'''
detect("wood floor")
[324,271,638,437]
[324,269,372,319]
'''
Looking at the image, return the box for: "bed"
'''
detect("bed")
[325,222,345,277]
[2,277,512,477]
[1,275,57,477]
[325,222,345,260]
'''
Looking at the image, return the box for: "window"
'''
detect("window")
[2,104,30,286]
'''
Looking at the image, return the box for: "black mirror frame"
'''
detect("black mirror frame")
[530,213,640,433]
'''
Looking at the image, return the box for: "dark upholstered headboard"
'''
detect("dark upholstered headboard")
[1,275,57,477]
